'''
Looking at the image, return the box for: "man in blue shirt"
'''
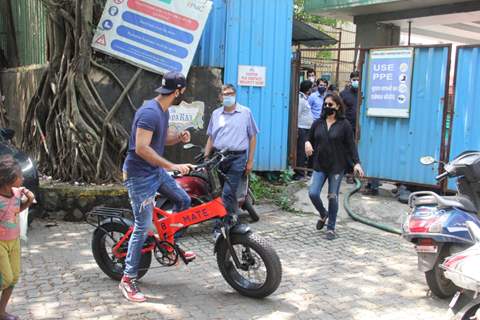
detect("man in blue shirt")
[308,78,329,120]
[204,84,259,237]
[120,71,195,303]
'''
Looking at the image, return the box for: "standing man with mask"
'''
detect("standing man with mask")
[204,84,259,238]
[340,71,360,134]
[308,78,329,121]
[307,69,317,94]
[120,71,196,303]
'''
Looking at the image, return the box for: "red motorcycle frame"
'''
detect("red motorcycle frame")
[111,197,227,261]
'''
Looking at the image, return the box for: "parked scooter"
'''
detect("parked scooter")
[443,221,480,319]
[156,143,260,222]
[403,151,480,299]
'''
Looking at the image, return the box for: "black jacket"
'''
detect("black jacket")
[308,117,360,174]
[340,87,358,130]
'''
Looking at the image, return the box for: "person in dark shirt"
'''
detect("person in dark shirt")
[340,71,359,133]
[305,94,364,240]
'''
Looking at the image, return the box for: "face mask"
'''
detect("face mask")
[173,91,184,105]
[351,80,359,89]
[318,86,326,94]
[223,95,236,107]
[324,107,337,116]
[308,76,315,83]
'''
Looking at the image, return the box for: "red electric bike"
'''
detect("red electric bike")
[88,149,282,298]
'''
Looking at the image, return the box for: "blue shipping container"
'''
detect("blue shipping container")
[448,45,480,190]
[193,0,226,67]
[358,46,450,186]
[223,0,293,171]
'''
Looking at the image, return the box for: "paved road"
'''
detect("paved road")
[11,201,449,320]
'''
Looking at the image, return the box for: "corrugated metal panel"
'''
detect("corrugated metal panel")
[192,0,226,67]
[223,0,293,171]
[0,0,47,66]
[358,46,449,185]
[448,45,480,190]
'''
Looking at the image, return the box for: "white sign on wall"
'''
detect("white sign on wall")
[91,0,212,75]
[238,65,266,87]
[169,101,205,132]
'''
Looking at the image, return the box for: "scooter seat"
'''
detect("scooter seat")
[410,192,477,213]
[443,196,477,213]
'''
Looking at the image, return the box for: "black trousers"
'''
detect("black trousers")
[295,128,311,176]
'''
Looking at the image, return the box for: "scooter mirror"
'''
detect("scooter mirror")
[420,156,435,165]
[183,143,195,150]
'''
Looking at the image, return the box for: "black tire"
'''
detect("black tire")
[425,247,458,299]
[216,232,282,298]
[243,196,260,222]
[92,222,152,281]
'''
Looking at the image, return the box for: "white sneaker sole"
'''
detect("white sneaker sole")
[119,283,146,303]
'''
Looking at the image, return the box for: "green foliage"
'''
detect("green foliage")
[294,0,337,26]
[316,50,333,60]
[250,171,305,213]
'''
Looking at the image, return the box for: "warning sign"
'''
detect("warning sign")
[238,65,266,87]
[95,34,107,46]
[91,0,212,75]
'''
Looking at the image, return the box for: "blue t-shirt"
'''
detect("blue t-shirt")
[123,99,169,177]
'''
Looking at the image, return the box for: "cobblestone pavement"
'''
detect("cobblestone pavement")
[10,199,449,320]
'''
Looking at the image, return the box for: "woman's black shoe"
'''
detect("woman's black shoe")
[316,217,327,230]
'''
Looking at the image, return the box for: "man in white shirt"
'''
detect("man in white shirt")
[294,80,314,180]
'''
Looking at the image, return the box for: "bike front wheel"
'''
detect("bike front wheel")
[216,232,282,298]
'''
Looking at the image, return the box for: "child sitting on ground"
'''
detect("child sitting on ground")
[0,155,35,320]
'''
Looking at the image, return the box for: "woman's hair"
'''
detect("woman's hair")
[0,155,21,188]
[321,93,346,119]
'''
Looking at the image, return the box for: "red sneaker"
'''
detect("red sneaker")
[119,276,146,302]
[184,250,196,261]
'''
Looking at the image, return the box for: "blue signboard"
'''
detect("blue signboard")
[91,0,212,75]
[366,48,414,118]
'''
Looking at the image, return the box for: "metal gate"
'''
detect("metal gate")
[289,46,358,171]
[357,45,451,187]
[448,45,480,190]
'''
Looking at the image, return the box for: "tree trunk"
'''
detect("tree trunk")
[22,0,138,183]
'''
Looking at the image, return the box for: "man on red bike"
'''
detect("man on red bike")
[204,84,259,239]
[120,71,195,303]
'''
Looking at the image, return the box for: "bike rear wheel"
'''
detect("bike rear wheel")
[216,232,282,298]
[91,221,152,281]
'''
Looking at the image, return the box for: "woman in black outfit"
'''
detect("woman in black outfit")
[305,94,364,240]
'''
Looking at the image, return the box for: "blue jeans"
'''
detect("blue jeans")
[308,171,344,231]
[123,169,190,278]
[220,153,248,215]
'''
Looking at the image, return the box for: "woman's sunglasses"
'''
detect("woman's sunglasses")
[324,102,335,107]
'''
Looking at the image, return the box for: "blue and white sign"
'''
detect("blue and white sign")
[366,48,414,118]
[92,0,212,75]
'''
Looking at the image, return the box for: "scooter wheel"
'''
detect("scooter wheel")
[425,247,458,299]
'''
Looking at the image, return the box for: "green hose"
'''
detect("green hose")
[343,178,402,235]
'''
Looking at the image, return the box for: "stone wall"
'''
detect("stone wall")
[40,182,130,221]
